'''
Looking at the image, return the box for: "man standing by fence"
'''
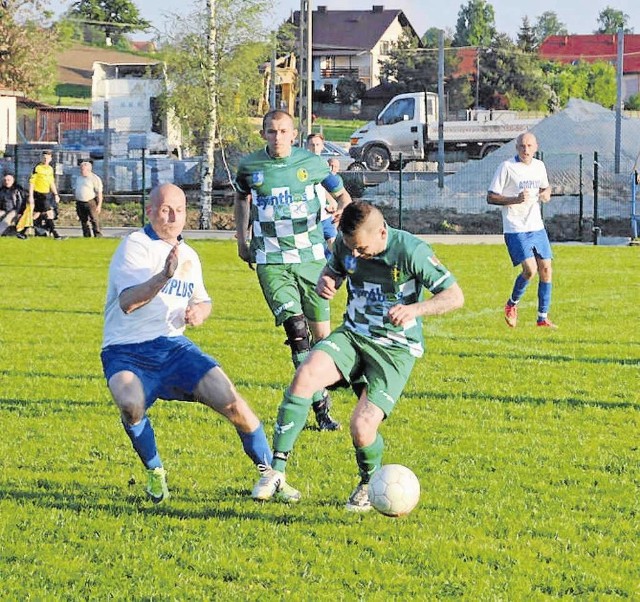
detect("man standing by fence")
[487,132,556,328]
[74,161,103,237]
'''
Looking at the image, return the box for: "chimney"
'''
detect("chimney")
[372,5,384,12]
[317,5,327,13]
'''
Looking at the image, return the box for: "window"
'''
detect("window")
[379,41,391,55]
[378,97,415,125]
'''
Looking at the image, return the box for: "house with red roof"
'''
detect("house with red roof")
[539,34,640,100]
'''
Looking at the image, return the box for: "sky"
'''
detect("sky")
[57,0,640,39]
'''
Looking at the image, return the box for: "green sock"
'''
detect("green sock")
[291,348,324,406]
[291,349,308,369]
[272,390,313,472]
[355,433,384,483]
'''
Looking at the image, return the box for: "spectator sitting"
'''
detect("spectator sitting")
[0,172,26,236]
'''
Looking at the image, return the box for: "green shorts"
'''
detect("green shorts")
[314,326,416,417]
[256,261,330,326]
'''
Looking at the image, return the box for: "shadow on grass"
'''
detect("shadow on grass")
[0,396,106,410]
[0,481,354,525]
[0,369,103,381]
[437,350,639,367]
[404,389,639,410]
[0,306,101,316]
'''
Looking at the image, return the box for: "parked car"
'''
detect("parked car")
[320,141,363,171]
[297,140,364,171]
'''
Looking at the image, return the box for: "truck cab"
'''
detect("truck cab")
[349,92,433,171]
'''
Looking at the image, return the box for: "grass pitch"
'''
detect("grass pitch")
[0,238,637,599]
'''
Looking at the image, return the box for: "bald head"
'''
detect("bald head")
[150,183,185,207]
[147,183,187,243]
[516,132,538,164]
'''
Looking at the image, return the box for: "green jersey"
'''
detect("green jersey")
[327,227,457,357]
[235,146,344,265]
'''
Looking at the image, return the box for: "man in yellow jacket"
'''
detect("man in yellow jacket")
[28,149,63,239]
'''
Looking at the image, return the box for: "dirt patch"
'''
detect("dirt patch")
[55,199,630,241]
[379,207,631,241]
[56,200,235,230]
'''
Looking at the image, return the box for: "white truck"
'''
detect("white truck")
[348,91,543,171]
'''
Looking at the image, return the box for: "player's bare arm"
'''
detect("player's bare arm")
[233,193,252,263]
[184,301,212,327]
[330,188,352,223]
[539,186,552,202]
[325,193,339,214]
[487,191,526,206]
[119,244,179,314]
[316,266,344,299]
[387,283,464,326]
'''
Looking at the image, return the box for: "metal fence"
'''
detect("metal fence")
[2,146,636,241]
[342,152,637,241]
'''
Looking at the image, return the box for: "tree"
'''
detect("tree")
[532,11,568,47]
[477,33,549,110]
[380,28,472,113]
[68,0,150,46]
[159,0,270,156]
[452,0,496,48]
[595,6,632,34]
[517,16,536,53]
[542,60,617,108]
[0,0,61,96]
[336,78,366,105]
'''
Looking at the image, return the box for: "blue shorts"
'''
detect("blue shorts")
[101,336,218,409]
[504,230,552,266]
[322,216,337,241]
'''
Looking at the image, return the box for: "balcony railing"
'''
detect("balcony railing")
[320,68,359,79]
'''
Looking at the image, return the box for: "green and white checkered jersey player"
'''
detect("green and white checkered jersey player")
[234,146,345,264]
[250,201,464,509]
[327,226,456,358]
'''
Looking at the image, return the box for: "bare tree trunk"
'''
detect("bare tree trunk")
[199,0,217,229]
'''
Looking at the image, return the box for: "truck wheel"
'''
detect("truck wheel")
[346,161,366,171]
[363,146,390,171]
[480,143,502,158]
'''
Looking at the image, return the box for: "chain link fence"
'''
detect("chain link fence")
[342,152,637,241]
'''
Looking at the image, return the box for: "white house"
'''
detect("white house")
[0,90,20,153]
[291,5,421,97]
[91,62,181,152]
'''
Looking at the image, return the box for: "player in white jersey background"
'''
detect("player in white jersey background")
[487,132,557,329]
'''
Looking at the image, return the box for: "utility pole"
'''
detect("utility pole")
[475,49,480,109]
[614,27,623,174]
[103,100,110,197]
[437,30,445,188]
[199,0,217,229]
[298,0,313,140]
[270,41,277,109]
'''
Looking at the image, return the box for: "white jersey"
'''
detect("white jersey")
[102,225,210,348]
[488,156,549,233]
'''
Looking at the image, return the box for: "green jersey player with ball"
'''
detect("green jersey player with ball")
[252,200,464,510]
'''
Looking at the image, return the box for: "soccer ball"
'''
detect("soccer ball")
[368,464,420,517]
